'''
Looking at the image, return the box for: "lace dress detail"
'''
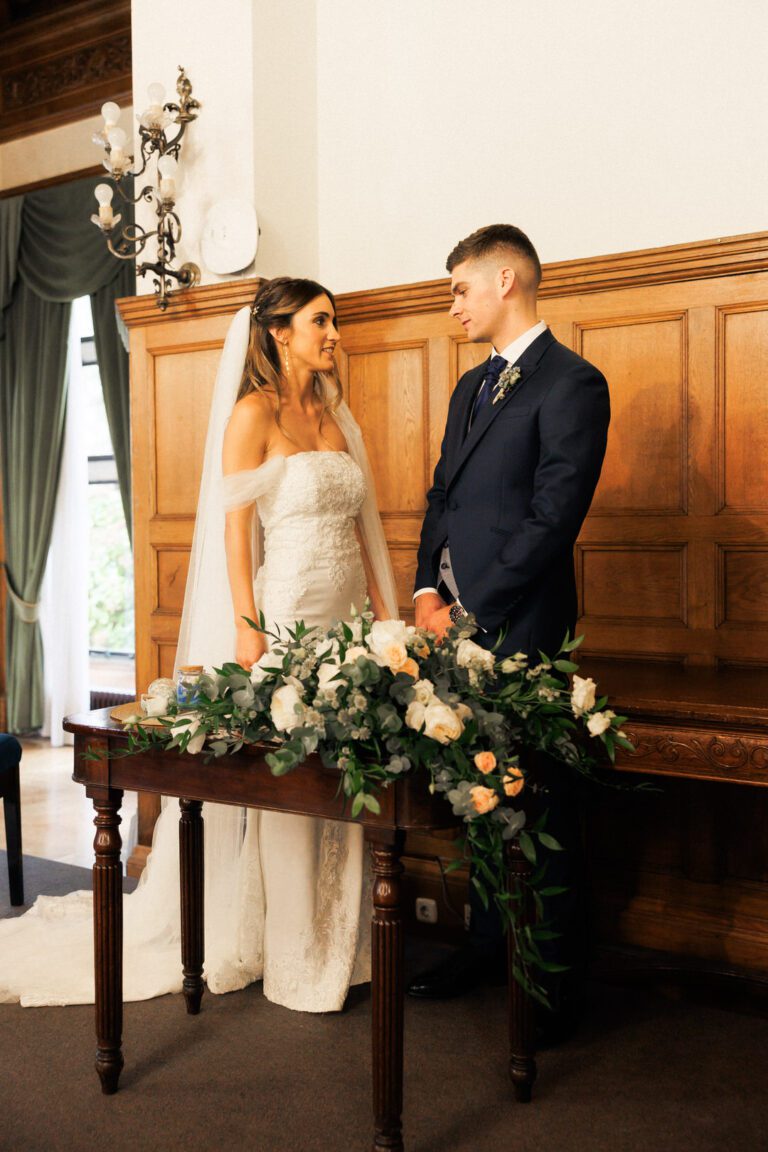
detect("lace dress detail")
[255,452,367,628]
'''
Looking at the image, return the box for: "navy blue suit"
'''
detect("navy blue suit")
[415,329,610,658]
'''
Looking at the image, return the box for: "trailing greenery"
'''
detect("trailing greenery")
[124,609,634,1004]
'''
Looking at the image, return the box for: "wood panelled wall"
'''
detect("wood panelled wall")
[120,235,768,979]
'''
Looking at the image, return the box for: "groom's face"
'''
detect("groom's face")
[449,259,506,344]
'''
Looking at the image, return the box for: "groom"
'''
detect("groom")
[408,224,610,1014]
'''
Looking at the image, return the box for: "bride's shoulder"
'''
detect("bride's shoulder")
[227,390,275,438]
[224,390,275,471]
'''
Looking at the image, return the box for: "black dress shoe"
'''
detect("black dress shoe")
[407,945,505,1000]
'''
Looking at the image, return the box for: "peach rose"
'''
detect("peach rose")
[503,767,525,797]
[399,657,419,679]
[474,751,497,775]
[470,785,500,815]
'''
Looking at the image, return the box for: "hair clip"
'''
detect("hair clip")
[251,303,261,318]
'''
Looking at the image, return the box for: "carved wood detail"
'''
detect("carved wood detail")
[617,724,768,786]
[0,0,131,143]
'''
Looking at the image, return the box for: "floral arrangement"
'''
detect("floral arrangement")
[126,608,632,1002]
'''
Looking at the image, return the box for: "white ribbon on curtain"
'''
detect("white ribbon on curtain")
[39,306,90,747]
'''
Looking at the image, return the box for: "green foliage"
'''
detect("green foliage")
[88,486,133,653]
[120,609,635,1005]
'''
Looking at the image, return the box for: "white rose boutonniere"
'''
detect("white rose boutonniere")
[493,364,522,405]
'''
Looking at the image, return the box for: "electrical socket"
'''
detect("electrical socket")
[415,897,438,924]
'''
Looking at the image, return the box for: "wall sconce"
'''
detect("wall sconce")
[91,66,201,311]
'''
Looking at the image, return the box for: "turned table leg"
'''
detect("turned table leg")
[179,799,205,1014]
[368,829,406,1152]
[506,838,537,1103]
[92,788,124,1095]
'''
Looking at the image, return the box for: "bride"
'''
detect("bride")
[0,277,398,1012]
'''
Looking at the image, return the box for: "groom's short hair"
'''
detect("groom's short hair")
[446,224,542,292]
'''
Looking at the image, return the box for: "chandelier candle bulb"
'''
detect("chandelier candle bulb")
[157,154,178,202]
[92,184,115,229]
[101,101,121,129]
[106,127,127,173]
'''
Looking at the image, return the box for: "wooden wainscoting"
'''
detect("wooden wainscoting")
[119,234,768,986]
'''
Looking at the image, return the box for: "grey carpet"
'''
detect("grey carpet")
[0,851,137,917]
[1,857,767,1152]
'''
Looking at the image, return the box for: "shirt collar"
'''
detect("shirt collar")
[492,320,548,365]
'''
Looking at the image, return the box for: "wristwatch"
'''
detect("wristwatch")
[449,601,468,625]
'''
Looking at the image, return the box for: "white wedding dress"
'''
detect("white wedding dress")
[0,306,398,1013]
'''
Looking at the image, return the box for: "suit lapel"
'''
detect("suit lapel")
[448,361,485,461]
[448,329,556,489]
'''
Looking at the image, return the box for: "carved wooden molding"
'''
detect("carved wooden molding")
[0,0,131,144]
[117,231,768,330]
[617,722,768,786]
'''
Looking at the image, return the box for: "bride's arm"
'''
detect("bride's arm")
[222,395,272,668]
[355,524,391,621]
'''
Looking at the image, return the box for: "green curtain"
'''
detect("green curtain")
[0,280,70,732]
[0,175,134,732]
[0,196,23,340]
[18,177,135,536]
[91,259,134,538]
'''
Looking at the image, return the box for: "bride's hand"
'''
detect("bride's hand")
[235,622,267,670]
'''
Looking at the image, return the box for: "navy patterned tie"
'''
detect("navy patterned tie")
[469,355,507,428]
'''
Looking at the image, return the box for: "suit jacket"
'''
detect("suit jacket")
[414,329,610,658]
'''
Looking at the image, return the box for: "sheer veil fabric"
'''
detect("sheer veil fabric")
[0,306,399,1012]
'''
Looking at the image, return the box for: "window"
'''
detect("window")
[71,297,135,692]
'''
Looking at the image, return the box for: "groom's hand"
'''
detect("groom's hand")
[426,604,453,642]
[414,591,445,630]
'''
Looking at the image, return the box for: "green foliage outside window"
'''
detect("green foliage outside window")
[88,485,134,654]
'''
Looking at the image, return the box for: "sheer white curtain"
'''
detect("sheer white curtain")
[39,308,90,747]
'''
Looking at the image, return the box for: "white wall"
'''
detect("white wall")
[252,0,319,279]
[0,112,124,193]
[130,0,318,292]
[131,0,258,291]
[317,0,768,291]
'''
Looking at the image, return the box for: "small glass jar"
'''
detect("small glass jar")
[176,665,204,710]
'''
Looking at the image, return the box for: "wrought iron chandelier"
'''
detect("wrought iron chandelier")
[91,66,201,311]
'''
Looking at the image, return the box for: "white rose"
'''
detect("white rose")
[405,701,426,731]
[344,644,382,666]
[315,636,340,661]
[423,701,464,745]
[571,675,597,717]
[456,639,495,673]
[455,701,473,723]
[317,661,344,690]
[587,709,615,737]
[367,619,409,659]
[270,683,305,732]
[171,716,206,755]
[412,679,436,705]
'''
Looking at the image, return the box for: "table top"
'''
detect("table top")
[581,658,768,730]
[63,708,457,833]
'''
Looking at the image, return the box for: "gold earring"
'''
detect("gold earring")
[282,342,290,377]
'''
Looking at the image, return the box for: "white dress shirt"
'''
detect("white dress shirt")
[414,320,548,609]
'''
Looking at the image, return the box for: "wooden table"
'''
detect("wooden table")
[64,709,538,1152]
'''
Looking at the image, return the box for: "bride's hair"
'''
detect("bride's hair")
[238,278,343,433]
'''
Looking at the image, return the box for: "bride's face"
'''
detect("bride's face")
[284,294,340,374]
